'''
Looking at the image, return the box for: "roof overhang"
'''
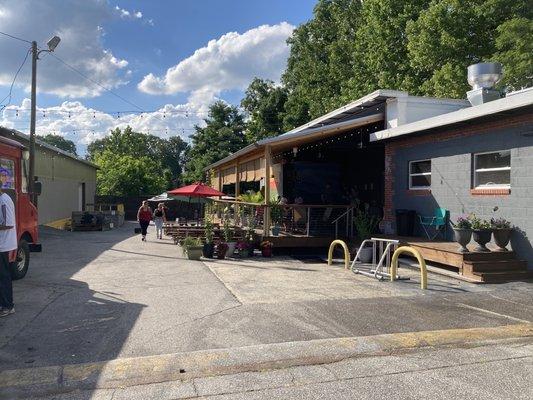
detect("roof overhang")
[370,89,533,142]
[205,113,384,171]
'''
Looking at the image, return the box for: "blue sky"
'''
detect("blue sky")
[0,0,316,152]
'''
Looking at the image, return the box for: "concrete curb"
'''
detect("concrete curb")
[1,323,532,399]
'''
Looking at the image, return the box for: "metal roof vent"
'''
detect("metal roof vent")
[467,62,503,106]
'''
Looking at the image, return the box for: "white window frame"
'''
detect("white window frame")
[473,150,511,189]
[408,159,431,190]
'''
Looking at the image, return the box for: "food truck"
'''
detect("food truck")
[0,135,41,280]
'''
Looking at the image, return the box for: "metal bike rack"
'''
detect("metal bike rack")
[350,237,409,281]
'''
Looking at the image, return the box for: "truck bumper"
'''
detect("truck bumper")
[29,243,42,252]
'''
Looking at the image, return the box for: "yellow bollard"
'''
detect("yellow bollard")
[390,246,428,290]
[328,240,350,270]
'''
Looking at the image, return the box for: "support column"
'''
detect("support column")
[234,162,240,225]
[264,146,272,236]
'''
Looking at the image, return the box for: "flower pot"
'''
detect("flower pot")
[472,229,492,252]
[202,242,214,258]
[225,241,237,257]
[271,225,281,236]
[261,247,272,257]
[453,228,472,253]
[493,228,512,251]
[186,246,203,261]
[357,245,373,263]
[216,243,228,259]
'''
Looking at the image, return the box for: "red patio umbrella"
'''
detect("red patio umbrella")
[167,182,225,198]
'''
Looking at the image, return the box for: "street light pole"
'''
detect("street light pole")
[29,41,38,204]
[28,36,60,205]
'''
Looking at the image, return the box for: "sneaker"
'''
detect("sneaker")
[0,307,15,317]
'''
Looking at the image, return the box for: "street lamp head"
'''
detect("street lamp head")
[46,36,61,52]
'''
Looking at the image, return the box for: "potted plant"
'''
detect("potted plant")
[202,216,215,258]
[491,217,513,251]
[260,240,273,257]
[182,237,203,260]
[269,202,283,236]
[353,203,379,263]
[236,240,251,258]
[470,215,492,252]
[451,215,472,253]
[223,218,236,257]
[215,242,228,259]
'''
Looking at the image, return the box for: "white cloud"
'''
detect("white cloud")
[0,1,148,99]
[138,22,294,104]
[1,99,206,154]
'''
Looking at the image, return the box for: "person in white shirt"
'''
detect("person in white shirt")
[0,170,17,317]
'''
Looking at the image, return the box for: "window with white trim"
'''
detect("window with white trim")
[409,159,431,190]
[473,150,511,188]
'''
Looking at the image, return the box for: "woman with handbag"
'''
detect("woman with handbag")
[137,201,152,241]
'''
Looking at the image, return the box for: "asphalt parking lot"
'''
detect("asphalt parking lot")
[1,222,532,372]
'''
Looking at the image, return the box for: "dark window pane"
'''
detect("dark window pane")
[476,170,510,186]
[475,151,510,169]
[410,160,431,174]
[411,175,431,188]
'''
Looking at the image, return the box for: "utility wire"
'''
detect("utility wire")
[0,30,32,44]
[49,52,147,113]
[0,48,31,110]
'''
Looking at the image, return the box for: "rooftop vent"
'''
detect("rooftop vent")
[467,62,502,106]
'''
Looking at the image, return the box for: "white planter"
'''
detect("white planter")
[225,242,237,257]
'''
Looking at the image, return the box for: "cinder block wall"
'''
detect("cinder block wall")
[383,113,533,266]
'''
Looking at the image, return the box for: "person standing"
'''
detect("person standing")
[153,203,167,240]
[137,201,152,242]
[0,183,16,317]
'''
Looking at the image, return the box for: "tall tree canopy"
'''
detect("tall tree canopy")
[280,0,532,129]
[38,134,77,156]
[241,78,288,142]
[183,101,246,183]
[87,126,188,195]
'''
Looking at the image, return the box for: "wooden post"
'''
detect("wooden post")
[234,162,240,226]
[264,146,271,236]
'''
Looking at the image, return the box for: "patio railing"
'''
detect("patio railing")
[209,199,354,238]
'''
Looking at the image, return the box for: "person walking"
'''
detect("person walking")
[153,203,167,239]
[0,183,16,318]
[137,201,152,242]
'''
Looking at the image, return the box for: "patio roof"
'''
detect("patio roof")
[205,89,404,171]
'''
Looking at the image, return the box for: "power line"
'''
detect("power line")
[0,48,31,110]
[0,30,31,44]
[49,52,147,113]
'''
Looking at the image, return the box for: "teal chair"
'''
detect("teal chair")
[418,208,448,240]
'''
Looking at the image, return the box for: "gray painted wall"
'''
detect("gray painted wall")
[393,122,533,266]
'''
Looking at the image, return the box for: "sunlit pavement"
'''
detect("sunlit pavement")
[0,222,531,398]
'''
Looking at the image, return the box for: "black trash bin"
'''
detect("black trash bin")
[396,209,416,236]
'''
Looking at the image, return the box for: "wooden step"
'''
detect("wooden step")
[463,259,528,273]
[462,251,517,262]
[471,269,533,283]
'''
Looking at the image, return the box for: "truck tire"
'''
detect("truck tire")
[11,240,30,280]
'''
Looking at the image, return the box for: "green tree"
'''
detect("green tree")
[492,17,533,91]
[87,126,188,189]
[38,134,77,155]
[241,78,288,142]
[183,101,246,183]
[94,150,167,196]
[282,0,363,129]
[406,0,532,97]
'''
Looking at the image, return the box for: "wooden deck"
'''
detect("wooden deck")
[388,236,532,283]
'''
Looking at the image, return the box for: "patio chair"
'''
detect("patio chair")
[418,208,448,240]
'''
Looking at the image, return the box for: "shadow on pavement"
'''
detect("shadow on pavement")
[0,223,145,397]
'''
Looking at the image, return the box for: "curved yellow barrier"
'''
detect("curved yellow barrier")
[328,240,350,270]
[390,246,428,290]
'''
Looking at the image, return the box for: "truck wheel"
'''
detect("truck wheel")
[11,241,30,280]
